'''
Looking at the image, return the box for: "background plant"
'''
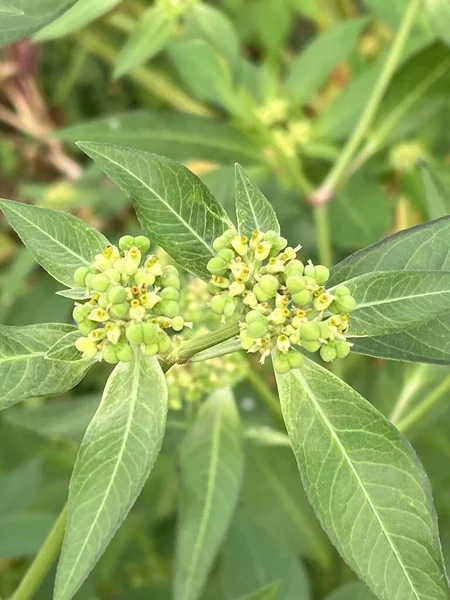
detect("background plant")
[1,1,450,600]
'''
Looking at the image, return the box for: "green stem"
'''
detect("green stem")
[11,505,68,600]
[245,367,284,425]
[313,205,333,267]
[311,0,423,204]
[396,375,450,434]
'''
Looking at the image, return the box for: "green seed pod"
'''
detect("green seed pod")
[72,304,91,323]
[336,340,351,359]
[110,302,129,319]
[292,290,312,306]
[123,257,139,276]
[134,270,156,287]
[301,339,321,352]
[314,265,330,284]
[217,248,235,262]
[207,282,221,295]
[90,274,110,293]
[126,323,144,345]
[103,268,121,283]
[313,292,334,311]
[320,344,337,363]
[303,264,316,279]
[84,272,95,289]
[207,256,228,275]
[284,259,304,277]
[253,283,271,302]
[259,274,279,297]
[335,295,357,313]
[142,322,159,345]
[115,343,133,362]
[246,320,269,339]
[318,322,332,339]
[300,321,321,341]
[160,287,180,301]
[77,320,97,336]
[239,330,255,350]
[102,344,119,364]
[303,276,317,289]
[160,299,179,318]
[160,267,181,289]
[287,350,304,369]
[108,285,128,305]
[246,310,265,324]
[119,235,135,251]
[286,275,306,294]
[335,286,351,297]
[273,352,291,374]
[74,266,91,287]
[157,331,172,355]
[75,337,97,358]
[134,235,150,253]
[273,235,288,253]
[142,343,159,356]
[171,316,185,332]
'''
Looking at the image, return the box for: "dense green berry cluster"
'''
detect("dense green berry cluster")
[72,235,189,364]
[207,229,357,373]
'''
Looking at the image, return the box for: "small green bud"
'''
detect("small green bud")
[171,316,185,332]
[78,320,97,336]
[90,274,110,293]
[320,344,337,363]
[273,352,291,374]
[286,275,306,294]
[335,286,351,297]
[213,229,235,251]
[334,295,357,313]
[126,323,144,345]
[119,235,135,251]
[73,304,90,323]
[102,344,119,364]
[314,265,330,284]
[301,339,321,352]
[292,290,312,306]
[304,264,316,279]
[318,322,332,339]
[210,295,236,317]
[142,343,159,356]
[142,322,159,345]
[300,321,321,341]
[103,268,121,283]
[75,337,97,358]
[207,256,228,275]
[108,286,128,305]
[157,331,172,355]
[160,287,180,301]
[258,274,279,297]
[336,340,351,359]
[246,310,265,324]
[159,299,179,318]
[74,267,91,287]
[246,320,269,339]
[217,248,235,262]
[110,302,129,319]
[287,350,304,369]
[284,259,304,277]
[115,343,133,362]
[123,258,139,276]
[240,330,256,350]
[134,235,150,253]
[160,267,180,289]
[254,283,271,302]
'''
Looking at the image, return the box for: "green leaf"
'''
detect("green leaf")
[0,0,77,47]
[0,199,108,287]
[0,4,24,15]
[424,0,450,45]
[54,354,167,600]
[325,582,376,600]
[421,163,450,220]
[0,459,42,514]
[275,357,450,600]
[221,511,310,600]
[56,287,92,300]
[34,0,120,41]
[113,6,174,79]
[238,583,280,600]
[0,324,91,410]
[285,18,369,103]
[188,4,239,66]
[57,111,261,164]
[235,164,280,236]
[77,143,233,279]
[328,175,392,248]
[45,330,83,361]
[330,216,450,285]
[344,270,450,337]
[174,388,243,600]
[0,513,56,558]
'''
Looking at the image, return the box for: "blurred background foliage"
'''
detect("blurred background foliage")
[1,0,450,598]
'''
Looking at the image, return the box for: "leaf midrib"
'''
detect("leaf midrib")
[293,369,421,600]
[60,355,140,597]
[356,286,450,309]
[237,169,261,232]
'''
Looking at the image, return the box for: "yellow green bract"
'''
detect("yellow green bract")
[207,229,357,373]
[72,235,189,364]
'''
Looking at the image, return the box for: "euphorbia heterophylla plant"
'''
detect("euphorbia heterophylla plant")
[1,146,450,600]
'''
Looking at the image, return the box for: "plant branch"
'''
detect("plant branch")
[245,367,284,425]
[11,505,68,600]
[396,375,450,434]
[310,0,423,206]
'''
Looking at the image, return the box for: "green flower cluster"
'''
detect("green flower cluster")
[72,235,189,364]
[206,229,357,373]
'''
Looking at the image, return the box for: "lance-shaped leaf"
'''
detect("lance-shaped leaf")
[77,144,233,280]
[0,199,108,287]
[57,111,260,164]
[344,270,450,337]
[54,353,167,600]
[45,330,83,361]
[0,323,91,410]
[0,4,24,15]
[174,388,243,600]
[275,357,450,600]
[325,582,376,600]
[330,215,450,285]
[424,0,450,46]
[0,0,77,47]
[221,511,310,600]
[421,163,450,220]
[235,165,280,236]
[238,583,280,600]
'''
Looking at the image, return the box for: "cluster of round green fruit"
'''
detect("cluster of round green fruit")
[72,235,189,364]
[206,229,357,373]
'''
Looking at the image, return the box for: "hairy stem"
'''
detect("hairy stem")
[310,0,423,205]
[11,505,68,600]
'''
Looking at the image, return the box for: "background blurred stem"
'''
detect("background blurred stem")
[396,375,450,434]
[310,0,423,206]
[245,367,284,425]
[75,30,214,117]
